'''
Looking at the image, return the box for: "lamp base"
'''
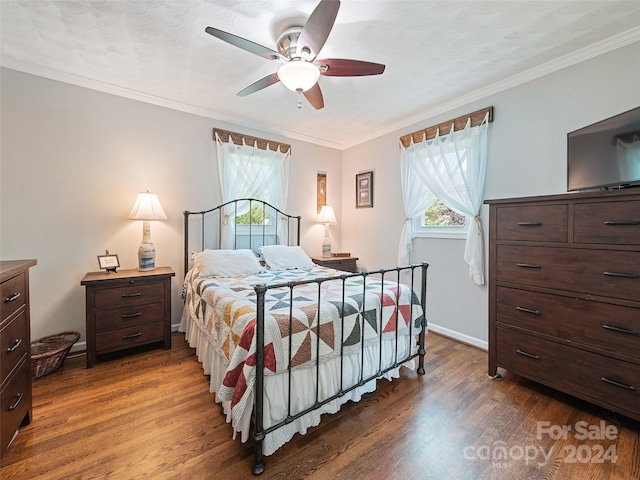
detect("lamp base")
[322,237,331,258]
[138,240,156,271]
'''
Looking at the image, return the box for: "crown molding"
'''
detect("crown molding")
[2,25,638,152]
[341,26,640,150]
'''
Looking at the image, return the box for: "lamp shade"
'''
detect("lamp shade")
[128,192,167,221]
[278,60,320,92]
[318,205,337,225]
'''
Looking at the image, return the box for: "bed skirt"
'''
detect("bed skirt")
[179,304,419,456]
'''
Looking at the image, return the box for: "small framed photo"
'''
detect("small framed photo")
[98,254,120,273]
[356,171,374,208]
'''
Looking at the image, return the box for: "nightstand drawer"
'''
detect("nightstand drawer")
[1,272,26,322]
[95,321,165,353]
[94,282,164,309]
[95,301,165,331]
[495,204,568,242]
[1,356,32,451]
[1,310,29,382]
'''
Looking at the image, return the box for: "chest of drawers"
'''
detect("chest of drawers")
[1,259,36,456]
[486,190,640,421]
[81,267,174,368]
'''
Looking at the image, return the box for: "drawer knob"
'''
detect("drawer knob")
[602,324,639,336]
[122,332,142,340]
[4,292,20,303]
[517,222,543,227]
[7,338,22,353]
[122,312,142,319]
[516,349,540,360]
[516,263,542,269]
[603,220,640,226]
[516,306,541,316]
[603,271,639,279]
[601,377,636,391]
[8,392,24,411]
[122,292,142,298]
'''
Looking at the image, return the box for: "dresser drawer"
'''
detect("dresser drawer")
[95,321,165,353]
[495,204,568,242]
[1,356,32,451]
[1,310,29,382]
[497,327,640,416]
[496,245,640,301]
[94,282,164,309]
[574,200,640,245]
[95,301,165,331]
[496,286,640,359]
[1,272,26,322]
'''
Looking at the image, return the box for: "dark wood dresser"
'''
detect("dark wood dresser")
[486,190,640,421]
[1,259,36,456]
[81,267,174,368]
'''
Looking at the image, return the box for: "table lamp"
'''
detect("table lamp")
[128,191,167,271]
[318,205,337,257]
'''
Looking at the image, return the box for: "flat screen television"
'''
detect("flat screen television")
[567,106,640,192]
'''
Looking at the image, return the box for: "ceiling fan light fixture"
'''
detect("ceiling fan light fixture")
[277,60,320,93]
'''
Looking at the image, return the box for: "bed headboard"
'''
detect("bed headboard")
[183,198,301,277]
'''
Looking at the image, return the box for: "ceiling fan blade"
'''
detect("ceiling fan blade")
[205,26,284,62]
[237,73,280,97]
[317,58,385,76]
[297,0,340,60]
[303,83,324,110]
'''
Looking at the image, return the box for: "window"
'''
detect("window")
[414,200,469,239]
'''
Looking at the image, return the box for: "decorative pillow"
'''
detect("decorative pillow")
[259,245,315,270]
[194,249,263,277]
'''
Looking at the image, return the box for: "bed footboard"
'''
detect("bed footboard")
[251,262,429,476]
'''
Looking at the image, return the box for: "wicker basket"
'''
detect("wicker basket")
[31,331,81,380]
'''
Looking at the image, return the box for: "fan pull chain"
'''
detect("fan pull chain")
[296,89,303,109]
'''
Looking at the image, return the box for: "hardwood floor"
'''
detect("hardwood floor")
[1,332,638,479]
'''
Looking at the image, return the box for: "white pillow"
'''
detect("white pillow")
[194,249,263,277]
[260,245,315,270]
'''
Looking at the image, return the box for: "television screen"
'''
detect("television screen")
[567,106,640,192]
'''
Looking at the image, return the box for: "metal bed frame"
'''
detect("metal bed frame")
[183,198,428,476]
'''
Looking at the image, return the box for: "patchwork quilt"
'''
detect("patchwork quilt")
[184,266,425,412]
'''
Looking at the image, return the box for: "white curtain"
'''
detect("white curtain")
[216,133,290,248]
[398,114,489,285]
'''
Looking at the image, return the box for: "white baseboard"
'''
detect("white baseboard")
[428,323,488,351]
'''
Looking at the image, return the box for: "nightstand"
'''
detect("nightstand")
[81,267,174,368]
[311,256,359,273]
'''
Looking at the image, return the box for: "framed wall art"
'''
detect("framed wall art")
[355,171,373,208]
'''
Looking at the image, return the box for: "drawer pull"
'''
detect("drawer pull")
[517,222,543,227]
[516,349,540,360]
[516,307,541,315]
[122,332,142,340]
[601,377,636,392]
[603,271,639,279]
[8,393,24,411]
[516,263,541,269]
[7,338,22,353]
[4,292,21,303]
[122,292,142,298]
[122,312,142,319]
[602,324,639,336]
[603,220,640,226]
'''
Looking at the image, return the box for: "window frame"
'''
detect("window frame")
[412,202,470,240]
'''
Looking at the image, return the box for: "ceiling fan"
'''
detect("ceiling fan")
[205,0,385,110]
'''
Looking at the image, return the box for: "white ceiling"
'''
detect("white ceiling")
[1,0,639,149]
